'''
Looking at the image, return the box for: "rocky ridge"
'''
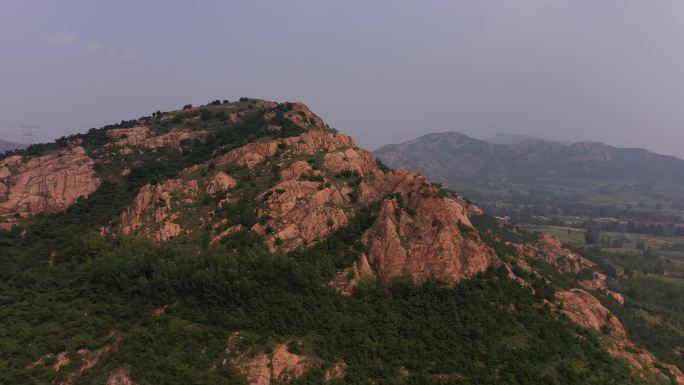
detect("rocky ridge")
[114,127,497,287]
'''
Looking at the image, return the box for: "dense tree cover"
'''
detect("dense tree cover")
[0,202,660,384]
[1,231,653,385]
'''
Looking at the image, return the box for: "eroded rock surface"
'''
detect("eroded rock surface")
[227,335,341,385]
[207,171,237,196]
[253,179,350,252]
[361,171,496,285]
[556,289,684,384]
[120,179,199,241]
[214,131,354,169]
[107,127,208,149]
[0,147,100,222]
[556,289,626,337]
[106,369,138,385]
[536,234,596,273]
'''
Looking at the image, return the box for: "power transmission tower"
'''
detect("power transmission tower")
[21,124,39,145]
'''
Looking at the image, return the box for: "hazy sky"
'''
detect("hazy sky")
[1,1,684,157]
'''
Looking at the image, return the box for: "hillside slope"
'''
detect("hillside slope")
[1,101,682,385]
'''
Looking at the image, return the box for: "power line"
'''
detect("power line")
[21,124,39,145]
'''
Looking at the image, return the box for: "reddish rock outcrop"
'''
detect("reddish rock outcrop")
[106,369,138,385]
[323,362,348,381]
[362,194,494,285]
[107,108,495,292]
[53,351,71,372]
[281,130,354,155]
[253,179,350,252]
[44,343,115,385]
[357,170,495,286]
[282,102,328,131]
[107,127,207,149]
[0,146,100,222]
[120,179,199,241]
[213,126,498,286]
[207,171,237,196]
[579,271,625,305]
[214,131,355,170]
[513,234,594,274]
[323,147,383,179]
[555,289,626,338]
[556,289,684,384]
[214,141,279,169]
[230,343,321,385]
[271,344,314,381]
[279,160,315,180]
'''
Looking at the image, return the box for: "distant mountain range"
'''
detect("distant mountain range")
[0,138,25,153]
[486,132,571,146]
[375,132,684,184]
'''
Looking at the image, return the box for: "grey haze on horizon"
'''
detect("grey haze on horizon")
[1,0,684,158]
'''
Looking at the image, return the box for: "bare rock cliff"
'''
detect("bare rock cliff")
[120,179,200,241]
[0,146,100,226]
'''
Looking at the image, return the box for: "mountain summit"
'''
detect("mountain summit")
[1,101,682,385]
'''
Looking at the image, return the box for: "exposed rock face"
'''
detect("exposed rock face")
[323,147,382,180]
[579,271,625,305]
[555,289,684,384]
[41,343,115,385]
[107,127,208,149]
[283,102,328,131]
[253,179,350,252]
[323,362,348,381]
[361,171,496,285]
[237,353,272,385]
[106,369,138,385]
[271,344,313,381]
[107,127,150,146]
[231,343,316,385]
[214,140,279,169]
[214,131,358,252]
[279,160,314,180]
[207,171,237,196]
[555,289,626,338]
[53,351,71,372]
[514,234,594,273]
[126,125,497,287]
[120,179,200,241]
[214,131,355,169]
[0,146,101,222]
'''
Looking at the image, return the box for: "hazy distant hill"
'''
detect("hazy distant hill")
[486,132,570,146]
[375,132,684,184]
[0,138,24,153]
